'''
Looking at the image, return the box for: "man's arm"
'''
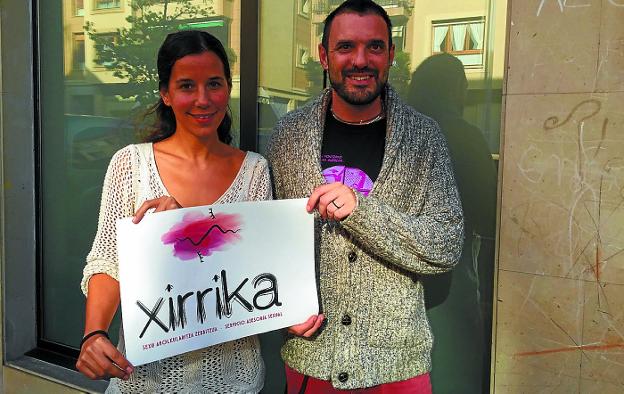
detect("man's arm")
[340,130,464,274]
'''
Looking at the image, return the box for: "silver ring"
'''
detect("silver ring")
[331,200,343,209]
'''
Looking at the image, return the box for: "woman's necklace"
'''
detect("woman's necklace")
[330,103,385,126]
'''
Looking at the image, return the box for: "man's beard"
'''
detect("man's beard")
[329,67,387,106]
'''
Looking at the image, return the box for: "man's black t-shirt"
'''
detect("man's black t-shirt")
[320,110,386,196]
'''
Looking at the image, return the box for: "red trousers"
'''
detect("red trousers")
[285,365,432,394]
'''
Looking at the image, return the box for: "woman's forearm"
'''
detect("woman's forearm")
[84,273,120,335]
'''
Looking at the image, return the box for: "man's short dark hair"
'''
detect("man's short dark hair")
[322,0,393,51]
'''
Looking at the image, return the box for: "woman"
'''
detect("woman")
[76,31,270,393]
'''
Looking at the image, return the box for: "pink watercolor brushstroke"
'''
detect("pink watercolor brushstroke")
[161,211,242,261]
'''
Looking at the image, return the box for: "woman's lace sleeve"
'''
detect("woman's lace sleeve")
[81,146,137,296]
[247,155,272,201]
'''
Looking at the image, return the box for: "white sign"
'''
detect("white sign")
[117,199,318,366]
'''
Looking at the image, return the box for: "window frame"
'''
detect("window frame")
[1,0,259,390]
[295,44,310,68]
[1,0,107,391]
[431,17,486,68]
[93,0,122,11]
[91,31,120,69]
[71,32,86,73]
[74,0,85,16]
[391,25,405,52]
[298,0,311,18]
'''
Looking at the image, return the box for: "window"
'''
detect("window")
[68,95,95,115]
[93,33,118,67]
[299,0,310,17]
[259,4,504,394]
[94,0,121,10]
[392,25,405,52]
[14,0,243,389]
[40,0,244,351]
[74,0,84,16]
[71,33,85,74]
[2,1,505,393]
[296,45,310,68]
[432,18,486,68]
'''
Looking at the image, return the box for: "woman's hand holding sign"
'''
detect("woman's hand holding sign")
[77,333,133,380]
[78,196,181,378]
[133,196,182,223]
[76,274,134,380]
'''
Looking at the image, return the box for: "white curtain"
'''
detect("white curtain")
[452,24,467,51]
[433,26,449,52]
[470,22,484,50]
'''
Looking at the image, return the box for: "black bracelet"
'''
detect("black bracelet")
[80,330,109,349]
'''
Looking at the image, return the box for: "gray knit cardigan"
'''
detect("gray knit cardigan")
[267,86,464,389]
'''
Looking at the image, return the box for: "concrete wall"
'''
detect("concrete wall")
[494,0,624,392]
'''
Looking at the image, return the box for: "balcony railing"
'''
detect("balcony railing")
[311,0,413,14]
[311,0,340,13]
[376,0,413,8]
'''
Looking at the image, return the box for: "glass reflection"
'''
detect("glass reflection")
[258,0,505,392]
[408,53,497,393]
[42,0,242,349]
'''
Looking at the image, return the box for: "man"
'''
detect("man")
[268,1,463,392]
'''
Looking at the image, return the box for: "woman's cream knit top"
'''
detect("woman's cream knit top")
[81,143,271,393]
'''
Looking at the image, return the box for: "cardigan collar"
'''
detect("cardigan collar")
[305,84,404,195]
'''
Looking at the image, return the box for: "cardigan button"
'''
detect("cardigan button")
[348,252,357,263]
[341,314,352,326]
[338,372,349,382]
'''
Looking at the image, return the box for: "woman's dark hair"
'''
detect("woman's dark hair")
[145,30,233,144]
